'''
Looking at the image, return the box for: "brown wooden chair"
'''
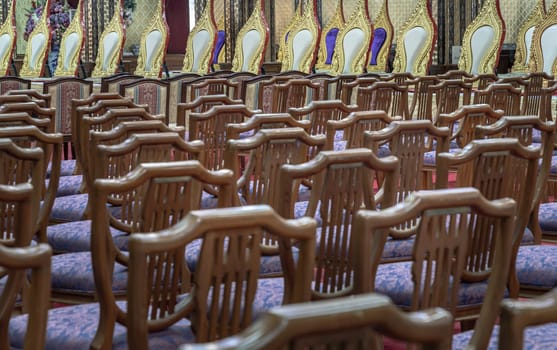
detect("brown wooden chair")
[269,78,322,113]
[180,293,453,350]
[430,79,472,122]
[119,78,170,123]
[473,83,522,116]
[99,73,143,93]
[437,69,474,80]
[176,94,243,128]
[407,75,439,121]
[251,75,302,112]
[0,77,31,94]
[0,111,53,134]
[165,73,202,124]
[355,81,411,119]
[5,89,51,107]
[325,110,399,151]
[278,148,398,300]
[465,73,498,91]
[226,113,311,140]
[288,100,358,137]
[189,78,241,102]
[0,94,47,108]
[338,76,378,105]
[355,187,516,349]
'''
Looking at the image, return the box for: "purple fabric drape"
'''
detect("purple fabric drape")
[325,28,340,64]
[369,28,387,65]
[213,30,226,64]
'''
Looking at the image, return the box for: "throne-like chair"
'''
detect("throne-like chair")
[512,0,546,72]
[329,0,373,76]
[181,0,217,74]
[367,0,393,73]
[133,0,169,78]
[392,0,436,76]
[20,0,52,78]
[231,1,269,74]
[530,1,557,75]
[54,0,84,77]
[314,1,344,72]
[0,0,16,77]
[457,0,506,75]
[90,0,126,78]
[279,0,320,74]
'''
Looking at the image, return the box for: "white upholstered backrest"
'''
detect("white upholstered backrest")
[30,33,47,69]
[291,29,313,70]
[524,26,535,65]
[0,33,11,62]
[102,31,120,70]
[541,24,557,74]
[403,26,427,73]
[341,28,365,74]
[470,25,495,74]
[192,29,211,71]
[63,32,80,70]
[241,29,261,71]
[144,30,163,71]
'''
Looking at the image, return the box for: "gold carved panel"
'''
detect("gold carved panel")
[512,0,545,72]
[91,1,125,78]
[458,0,505,74]
[276,0,302,65]
[530,0,557,75]
[367,0,394,72]
[182,0,217,74]
[54,0,84,77]
[20,0,52,77]
[0,0,16,76]
[231,0,269,74]
[134,0,169,78]
[315,0,345,72]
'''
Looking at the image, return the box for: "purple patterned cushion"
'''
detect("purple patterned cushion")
[334,140,347,151]
[325,28,340,65]
[423,147,462,166]
[47,159,77,178]
[516,245,557,289]
[550,156,557,175]
[213,30,226,64]
[252,278,286,314]
[47,220,129,253]
[522,227,535,244]
[532,129,543,144]
[45,175,83,197]
[201,191,220,209]
[381,237,415,261]
[538,202,557,234]
[369,28,387,66]
[374,261,505,308]
[452,323,557,350]
[49,195,121,223]
[8,301,195,350]
[50,252,128,296]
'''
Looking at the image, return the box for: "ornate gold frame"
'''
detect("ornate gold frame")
[0,0,16,76]
[91,0,125,78]
[329,0,372,75]
[231,0,269,74]
[512,0,545,72]
[182,0,217,74]
[54,0,84,77]
[457,0,505,74]
[392,0,436,76]
[529,0,557,75]
[314,0,344,72]
[281,0,320,73]
[134,0,169,78]
[277,0,303,65]
[367,0,394,73]
[20,0,52,77]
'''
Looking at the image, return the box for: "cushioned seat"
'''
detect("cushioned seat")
[374,261,508,309]
[48,194,121,223]
[50,252,128,296]
[46,220,128,253]
[539,202,557,235]
[46,175,83,197]
[516,245,557,289]
[452,323,557,350]
[47,159,77,178]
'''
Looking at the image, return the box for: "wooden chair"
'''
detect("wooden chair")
[226,113,312,140]
[338,76,378,105]
[176,94,243,128]
[20,0,52,78]
[90,0,126,78]
[133,0,169,78]
[0,77,31,95]
[356,187,516,349]
[189,78,240,102]
[99,73,143,93]
[528,1,557,76]
[278,148,398,300]
[0,102,55,134]
[329,0,372,76]
[367,0,394,73]
[53,0,85,77]
[231,0,269,74]
[4,89,51,107]
[437,69,474,81]
[279,0,320,74]
[181,0,217,74]
[430,79,473,122]
[181,293,453,350]
[314,0,344,73]
[457,0,505,74]
[119,78,170,123]
[355,81,410,119]
[408,75,439,121]
[0,0,16,76]
[165,73,201,124]
[473,83,522,116]
[392,0,436,76]
[252,75,303,112]
[268,78,321,113]
[511,0,546,72]
[288,99,358,136]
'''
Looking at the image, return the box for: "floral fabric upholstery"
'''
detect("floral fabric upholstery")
[374,261,506,308]
[8,301,195,350]
[50,252,128,296]
[452,323,557,350]
[423,148,462,166]
[47,159,77,178]
[48,195,121,223]
[45,175,83,197]
[516,245,557,289]
[538,202,557,235]
[47,220,129,254]
[381,237,415,261]
[9,279,285,349]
